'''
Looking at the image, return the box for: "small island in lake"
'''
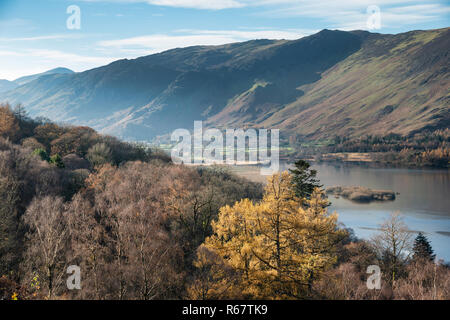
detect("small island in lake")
[326,186,396,203]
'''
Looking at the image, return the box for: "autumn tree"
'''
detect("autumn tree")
[167,165,264,274]
[0,138,65,279]
[22,196,70,299]
[67,193,106,299]
[50,126,99,157]
[86,162,183,299]
[34,123,65,150]
[203,171,344,299]
[21,137,46,151]
[0,104,20,142]
[187,245,242,300]
[393,259,450,300]
[168,180,219,269]
[0,172,20,276]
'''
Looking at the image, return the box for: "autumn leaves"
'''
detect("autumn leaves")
[190,172,345,299]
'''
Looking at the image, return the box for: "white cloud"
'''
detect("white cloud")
[23,49,119,64]
[0,34,83,42]
[80,0,450,31]
[81,0,444,11]
[251,0,449,30]
[146,0,243,10]
[81,0,244,10]
[98,29,313,54]
[0,49,121,80]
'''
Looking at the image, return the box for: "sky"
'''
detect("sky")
[0,0,449,80]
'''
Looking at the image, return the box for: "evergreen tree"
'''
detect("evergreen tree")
[50,154,65,168]
[32,148,50,162]
[289,160,323,200]
[412,232,435,262]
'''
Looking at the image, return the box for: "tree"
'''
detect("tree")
[22,137,46,151]
[32,148,50,162]
[289,160,322,200]
[0,173,20,276]
[87,143,112,167]
[203,171,344,299]
[50,126,98,157]
[86,162,183,299]
[371,213,412,285]
[12,104,28,122]
[187,245,242,300]
[393,259,450,300]
[67,193,106,299]
[412,232,435,262]
[22,196,69,299]
[50,154,65,168]
[34,123,64,150]
[0,104,20,142]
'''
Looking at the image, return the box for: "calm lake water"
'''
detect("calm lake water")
[229,162,450,261]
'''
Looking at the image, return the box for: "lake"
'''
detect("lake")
[229,162,450,261]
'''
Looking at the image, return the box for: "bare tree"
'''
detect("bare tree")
[394,259,450,300]
[67,193,106,299]
[22,196,69,299]
[90,162,184,299]
[371,212,413,286]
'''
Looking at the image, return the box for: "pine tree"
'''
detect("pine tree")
[412,232,435,262]
[289,160,322,200]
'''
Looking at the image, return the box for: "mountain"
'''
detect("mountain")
[259,28,450,139]
[0,80,18,93]
[13,67,74,86]
[1,28,449,142]
[0,67,74,95]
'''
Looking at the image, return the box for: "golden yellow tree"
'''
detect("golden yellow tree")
[202,171,344,299]
[0,105,20,142]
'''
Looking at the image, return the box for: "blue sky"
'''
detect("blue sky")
[0,0,449,80]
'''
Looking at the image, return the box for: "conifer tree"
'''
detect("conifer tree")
[289,160,322,200]
[412,232,435,262]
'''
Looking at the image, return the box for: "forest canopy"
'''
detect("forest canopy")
[0,103,448,300]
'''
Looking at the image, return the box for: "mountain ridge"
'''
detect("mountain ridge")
[1,28,448,142]
[13,67,74,86]
[0,67,75,94]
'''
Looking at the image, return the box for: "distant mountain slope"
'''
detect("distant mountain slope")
[0,80,18,93]
[1,28,448,142]
[13,67,74,86]
[259,28,450,139]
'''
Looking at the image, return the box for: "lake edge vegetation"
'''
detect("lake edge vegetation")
[285,131,450,168]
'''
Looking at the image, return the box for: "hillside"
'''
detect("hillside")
[0,80,17,93]
[13,67,74,86]
[0,67,74,94]
[260,28,450,140]
[1,28,448,142]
